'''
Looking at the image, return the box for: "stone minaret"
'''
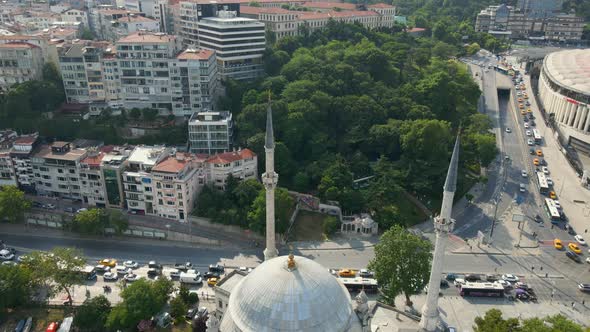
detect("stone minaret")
[263,100,278,261]
[420,135,459,331]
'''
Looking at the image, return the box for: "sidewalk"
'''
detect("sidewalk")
[289,236,378,252]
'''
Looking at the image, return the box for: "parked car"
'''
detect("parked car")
[94,265,110,273]
[103,272,118,281]
[338,269,356,278]
[63,207,75,213]
[124,273,140,282]
[554,239,563,250]
[542,167,549,174]
[547,178,554,186]
[209,264,225,274]
[0,249,15,261]
[147,268,161,277]
[501,274,519,283]
[527,139,534,146]
[578,283,590,292]
[99,259,117,267]
[76,208,88,213]
[359,269,374,278]
[123,260,139,269]
[207,277,218,287]
[445,273,457,281]
[32,201,43,208]
[485,274,499,282]
[575,235,586,246]
[44,204,56,210]
[115,266,131,275]
[169,269,181,279]
[465,274,481,282]
[174,262,193,271]
[204,271,220,279]
[148,261,162,269]
[496,280,511,288]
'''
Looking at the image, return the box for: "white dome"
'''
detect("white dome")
[220,255,355,332]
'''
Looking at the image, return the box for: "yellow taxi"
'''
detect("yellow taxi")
[554,239,563,250]
[338,269,356,278]
[99,259,117,267]
[549,191,557,199]
[533,158,540,166]
[527,108,532,113]
[207,277,218,286]
[568,243,582,254]
[519,104,525,109]
[521,110,527,115]
[536,150,543,156]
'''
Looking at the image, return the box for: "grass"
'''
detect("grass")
[394,194,429,227]
[291,210,330,241]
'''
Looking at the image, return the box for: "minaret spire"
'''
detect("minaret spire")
[263,92,278,261]
[420,134,460,331]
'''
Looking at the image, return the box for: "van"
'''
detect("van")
[180,272,202,284]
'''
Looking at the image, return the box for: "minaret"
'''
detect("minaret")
[420,135,459,331]
[263,98,279,261]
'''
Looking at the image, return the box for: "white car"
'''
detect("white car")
[0,249,15,261]
[521,170,527,177]
[542,167,549,174]
[103,272,118,281]
[517,92,522,96]
[519,184,526,193]
[124,273,140,282]
[77,208,88,213]
[575,235,586,246]
[505,128,511,133]
[524,123,529,129]
[525,130,532,136]
[123,260,139,269]
[554,200,561,209]
[501,274,519,283]
[115,266,131,275]
[454,278,466,287]
[169,269,181,278]
[547,178,553,186]
[527,139,534,146]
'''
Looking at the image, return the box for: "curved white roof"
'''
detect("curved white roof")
[544,49,590,96]
[220,255,358,332]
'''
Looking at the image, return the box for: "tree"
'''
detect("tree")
[106,209,129,234]
[106,278,174,330]
[0,186,31,223]
[81,28,95,40]
[74,295,112,332]
[473,309,520,332]
[179,283,199,305]
[322,216,340,236]
[368,225,432,306]
[473,309,585,332]
[465,42,481,55]
[247,187,294,235]
[142,108,159,122]
[170,296,188,323]
[42,63,62,84]
[73,208,107,235]
[21,248,85,301]
[129,108,141,120]
[0,265,35,310]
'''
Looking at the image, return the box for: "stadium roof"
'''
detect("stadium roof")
[544,49,590,96]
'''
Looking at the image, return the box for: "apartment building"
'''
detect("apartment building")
[197,11,265,80]
[100,146,134,208]
[91,8,145,40]
[0,35,58,66]
[110,15,161,41]
[0,130,18,187]
[13,11,60,31]
[59,40,112,104]
[122,145,170,216]
[205,148,257,190]
[31,141,88,199]
[0,42,44,92]
[188,111,233,155]
[60,8,89,28]
[175,48,219,114]
[151,152,206,220]
[153,0,175,33]
[9,133,40,192]
[517,0,563,18]
[475,4,585,41]
[178,0,241,46]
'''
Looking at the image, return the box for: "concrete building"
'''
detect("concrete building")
[517,0,563,18]
[0,42,44,92]
[475,4,585,41]
[197,11,265,80]
[175,48,219,115]
[188,111,233,155]
[178,0,241,46]
[205,148,257,190]
[60,8,89,28]
[0,130,18,187]
[100,145,133,208]
[31,141,88,199]
[91,8,145,40]
[79,149,108,207]
[122,145,170,215]
[110,14,161,41]
[151,152,206,221]
[538,49,590,157]
[9,133,40,192]
[153,0,175,33]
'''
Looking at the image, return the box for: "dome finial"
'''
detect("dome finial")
[287,253,296,270]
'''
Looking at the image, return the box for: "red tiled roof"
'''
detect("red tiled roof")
[368,3,395,9]
[116,15,157,23]
[240,5,293,15]
[0,42,39,49]
[81,152,105,166]
[177,48,214,60]
[205,149,256,164]
[117,31,175,44]
[14,135,37,145]
[299,10,379,20]
[302,1,356,10]
[152,153,192,173]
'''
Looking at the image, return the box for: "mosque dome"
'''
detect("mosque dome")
[219,255,358,332]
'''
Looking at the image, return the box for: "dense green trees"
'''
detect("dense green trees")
[0,264,36,310]
[473,309,586,332]
[74,295,112,332]
[71,208,129,235]
[0,186,31,223]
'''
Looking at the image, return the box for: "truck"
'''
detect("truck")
[180,272,202,284]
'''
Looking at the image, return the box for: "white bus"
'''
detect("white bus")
[544,198,560,222]
[532,129,542,143]
[536,172,549,194]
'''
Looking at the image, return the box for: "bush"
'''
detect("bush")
[322,216,340,236]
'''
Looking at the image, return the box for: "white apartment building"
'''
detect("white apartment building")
[197,11,265,81]
[91,8,145,40]
[0,130,18,187]
[13,11,60,31]
[60,8,89,28]
[205,148,257,190]
[125,0,156,17]
[100,146,134,208]
[188,111,233,155]
[78,150,109,207]
[178,0,242,46]
[31,141,88,199]
[110,15,161,41]
[122,145,170,215]
[151,152,206,221]
[0,35,57,66]
[9,133,40,192]
[0,42,44,92]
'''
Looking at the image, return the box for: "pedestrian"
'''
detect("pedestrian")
[540,266,543,271]
[585,229,588,234]
[532,266,535,271]
[583,300,585,306]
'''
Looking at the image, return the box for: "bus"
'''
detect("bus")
[340,277,379,293]
[536,172,549,194]
[495,65,509,75]
[460,282,505,297]
[74,265,97,280]
[545,198,561,222]
[532,129,542,143]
